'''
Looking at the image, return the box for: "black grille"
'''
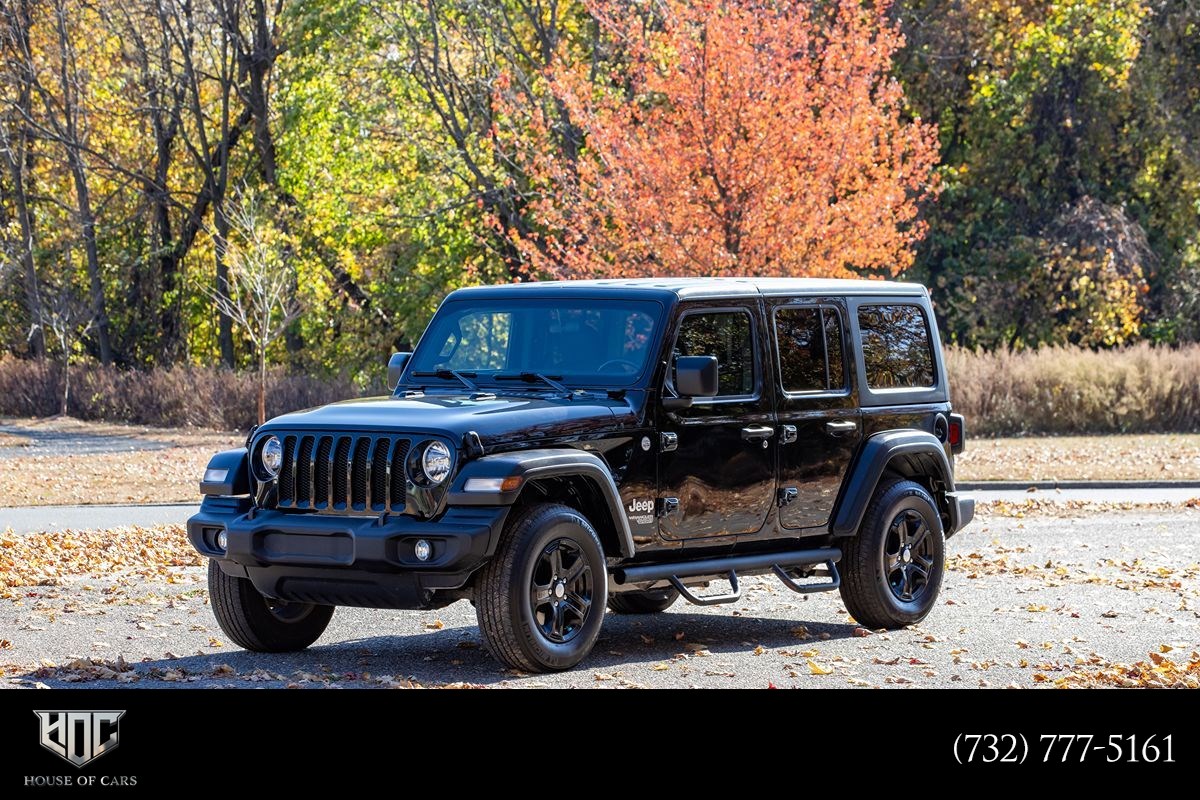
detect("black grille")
[273,433,411,514]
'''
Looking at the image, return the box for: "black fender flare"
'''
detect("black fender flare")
[831,430,954,538]
[199,449,251,496]
[448,448,636,558]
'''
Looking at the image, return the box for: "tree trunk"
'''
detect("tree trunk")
[3,0,44,358]
[152,131,183,362]
[60,358,69,416]
[215,197,235,367]
[67,154,114,365]
[258,345,267,425]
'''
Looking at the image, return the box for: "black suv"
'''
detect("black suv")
[189,278,973,672]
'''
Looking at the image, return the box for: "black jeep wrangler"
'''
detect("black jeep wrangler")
[189,278,973,672]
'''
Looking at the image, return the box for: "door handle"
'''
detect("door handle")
[825,420,857,436]
[741,425,775,441]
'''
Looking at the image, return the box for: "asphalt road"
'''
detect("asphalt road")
[3,510,1197,689]
[1,504,198,534]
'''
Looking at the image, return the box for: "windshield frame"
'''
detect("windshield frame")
[399,295,668,392]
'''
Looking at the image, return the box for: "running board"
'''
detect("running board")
[614,548,842,607]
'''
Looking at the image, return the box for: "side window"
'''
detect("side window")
[857,304,935,389]
[674,311,755,397]
[775,306,846,393]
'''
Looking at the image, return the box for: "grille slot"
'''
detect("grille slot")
[391,439,410,510]
[331,437,351,509]
[295,436,314,506]
[370,438,391,512]
[350,439,370,509]
[313,437,332,507]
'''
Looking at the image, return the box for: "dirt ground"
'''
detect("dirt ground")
[0,417,242,507]
[0,418,1197,508]
[955,434,1200,482]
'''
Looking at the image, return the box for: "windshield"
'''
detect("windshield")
[405,298,663,388]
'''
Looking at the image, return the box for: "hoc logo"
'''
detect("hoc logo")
[34,711,125,768]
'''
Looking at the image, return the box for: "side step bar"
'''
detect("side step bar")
[613,548,842,607]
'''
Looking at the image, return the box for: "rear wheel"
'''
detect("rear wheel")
[608,587,679,614]
[839,479,945,629]
[475,503,607,672]
[207,560,334,652]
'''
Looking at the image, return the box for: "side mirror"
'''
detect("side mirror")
[387,352,412,391]
[664,355,718,410]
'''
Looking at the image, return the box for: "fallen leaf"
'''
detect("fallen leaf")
[807,659,833,675]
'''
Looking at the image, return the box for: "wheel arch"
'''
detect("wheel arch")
[831,430,954,538]
[448,448,635,558]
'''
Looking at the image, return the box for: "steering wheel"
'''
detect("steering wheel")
[597,358,639,375]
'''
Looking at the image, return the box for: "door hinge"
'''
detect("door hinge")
[780,424,798,445]
[657,497,680,517]
[777,487,799,507]
[660,432,679,453]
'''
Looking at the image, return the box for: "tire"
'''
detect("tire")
[207,560,334,652]
[839,479,945,630]
[474,503,607,672]
[608,587,679,615]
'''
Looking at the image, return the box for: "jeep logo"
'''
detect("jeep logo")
[626,498,653,514]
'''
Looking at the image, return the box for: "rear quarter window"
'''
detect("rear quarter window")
[857,304,935,389]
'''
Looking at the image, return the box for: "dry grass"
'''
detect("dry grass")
[957,434,1200,481]
[0,432,31,447]
[0,357,372,430]
[0,415,240,448]
[946,343,1200,435]
[0,446,236,506]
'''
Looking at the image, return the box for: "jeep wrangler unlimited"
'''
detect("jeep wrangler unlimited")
[189,278,973,672]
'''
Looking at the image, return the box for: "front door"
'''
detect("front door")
[658,303,776,541]
[769,299,861,530]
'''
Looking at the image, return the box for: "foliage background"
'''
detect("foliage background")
[1,0,1198,391]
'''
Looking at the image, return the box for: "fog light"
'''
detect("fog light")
[216,531,228,551]
[414,539,432,562]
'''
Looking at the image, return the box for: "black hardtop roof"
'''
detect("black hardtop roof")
[448,277,928,302]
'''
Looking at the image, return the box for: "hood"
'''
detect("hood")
[260,391,641,449]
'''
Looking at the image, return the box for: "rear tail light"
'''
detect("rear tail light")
[948,413,965,454]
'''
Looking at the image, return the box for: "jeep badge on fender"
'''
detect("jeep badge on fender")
[188,278,974,672]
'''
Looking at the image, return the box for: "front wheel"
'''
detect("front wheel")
[474,503,607,672]
[207,560,334,652]
[839,479,945,629]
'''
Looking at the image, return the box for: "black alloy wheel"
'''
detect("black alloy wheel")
[530,539,594,644]
[883,509,936,603]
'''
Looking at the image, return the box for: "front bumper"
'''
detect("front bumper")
[188,496,508,609]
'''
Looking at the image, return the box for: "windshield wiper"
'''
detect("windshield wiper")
[495,372,570,393]
[410,369,479,391]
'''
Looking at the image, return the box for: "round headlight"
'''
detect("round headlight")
[260,436,283,477]
[421,441,453,486]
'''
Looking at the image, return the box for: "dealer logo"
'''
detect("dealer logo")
[33,711,124,768]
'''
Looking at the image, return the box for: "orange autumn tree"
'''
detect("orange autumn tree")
[497,0,939,279]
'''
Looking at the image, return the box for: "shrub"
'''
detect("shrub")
[2,344,1198,436]
[0,358,376,432]
[945,343,1200,435]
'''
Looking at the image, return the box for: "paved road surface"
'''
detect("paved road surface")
[2,510,1196,688]
[1,504,198,534]
[0,423,175,459]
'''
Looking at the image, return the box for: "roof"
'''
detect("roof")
[448,277,928,301]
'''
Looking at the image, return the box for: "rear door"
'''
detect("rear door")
[769,298,861,530]
[657,302,776,541]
